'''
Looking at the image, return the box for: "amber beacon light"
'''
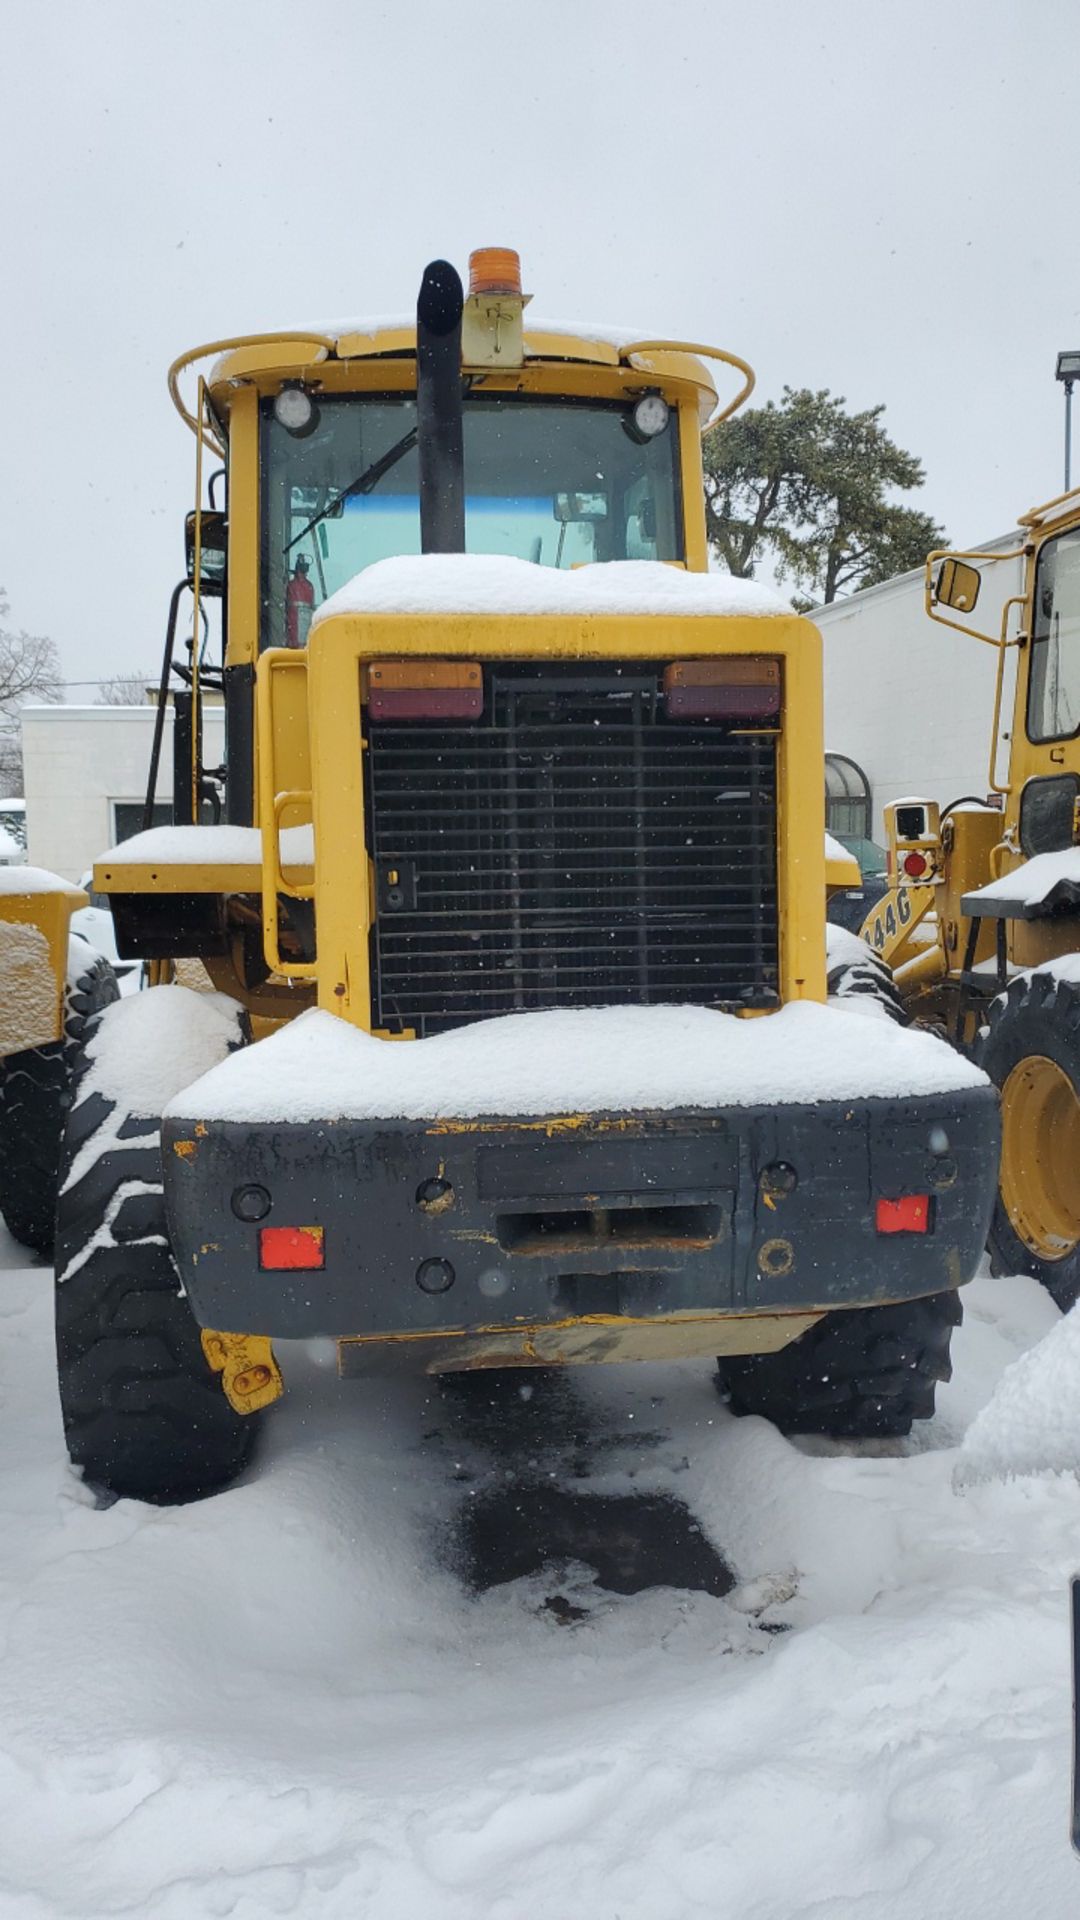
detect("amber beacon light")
[468,247,523,296]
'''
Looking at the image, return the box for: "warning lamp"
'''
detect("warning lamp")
[900,850,929,880]
[468,247,522,296]
[367,659,484,721]
[259,1225,325,1270]
[273,383,319,438]
[875,1194,932,1235]
[462,246,531,367]
[664,658,781,721]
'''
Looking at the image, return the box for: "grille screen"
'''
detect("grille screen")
[365,663,779,1034]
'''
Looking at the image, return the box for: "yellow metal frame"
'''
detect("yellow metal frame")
[259,608,826,1026]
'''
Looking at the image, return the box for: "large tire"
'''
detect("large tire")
[718,1290,961,1437]
[55,985,259,1504]
[0,939,119,1256]
[976,968,1080,1311]
[826,924,907,1025]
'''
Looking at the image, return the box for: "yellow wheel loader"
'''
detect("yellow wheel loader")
[864,484,1080,1308]
[47,251,997,1503]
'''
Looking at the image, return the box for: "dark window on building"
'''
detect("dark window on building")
[111,801,171,842]
[825,752,872,838]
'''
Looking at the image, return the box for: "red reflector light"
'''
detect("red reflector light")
[901,851,928,879]
[367,660,483,722]
[664,658,781,720]
[259,1225,325,1270]
[875,1195,931,1235]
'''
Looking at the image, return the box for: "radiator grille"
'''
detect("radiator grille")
[365,663,779,1034]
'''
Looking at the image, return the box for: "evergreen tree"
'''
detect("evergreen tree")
[703,387,946,606]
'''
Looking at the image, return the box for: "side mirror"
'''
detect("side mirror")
[185,510,228,595]
[932,556,981,613]
[554,492,609,524]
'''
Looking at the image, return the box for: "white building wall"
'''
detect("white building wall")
[21,706,226,881]
[816,532,1022,841]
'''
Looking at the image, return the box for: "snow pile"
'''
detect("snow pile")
[101,822,857,880]
[824,831,859,870]
[312,553,793,627]
[0,919,55,1053]
[286,314,675,353]
[965,846,1080,910]
[0,1234,1077,1920]
[98,822,314,867]
[0,864,80,895]
[76,986,242,1124]
[169,999,986,1124]
[955,1298,1080,1486]
[56,991,245,1289]
[1012,953,1080,991]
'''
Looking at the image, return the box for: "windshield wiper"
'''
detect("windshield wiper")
[285,424,419,553]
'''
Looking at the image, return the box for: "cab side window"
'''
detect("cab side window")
[1028,528,1080,741]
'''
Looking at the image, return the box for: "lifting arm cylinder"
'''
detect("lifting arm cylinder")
[416,260,465,554]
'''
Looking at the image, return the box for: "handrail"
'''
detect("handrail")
[988,594,1027,796]
[272,790,316,901]
[167,331,338,450]
[168,328,755,446]
[256,651,317,979]
[190,377,205,825]
[618,339,756,433]
[1018,482,1080,529]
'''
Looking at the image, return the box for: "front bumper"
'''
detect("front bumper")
[163,1085,999,1351]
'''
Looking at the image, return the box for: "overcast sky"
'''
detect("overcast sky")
[2,0,1078,690]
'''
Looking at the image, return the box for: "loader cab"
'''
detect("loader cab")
[258,387,687,651]
[921,499,1080,978]
[168,251,751,835]
[928,504,1080,828]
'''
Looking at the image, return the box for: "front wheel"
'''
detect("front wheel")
[826,924,907,1024]
[718,1290,962,1437]
[55,985,260,1503]
[976,967,1080,1311]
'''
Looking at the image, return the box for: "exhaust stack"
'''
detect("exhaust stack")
[416,259,465,554]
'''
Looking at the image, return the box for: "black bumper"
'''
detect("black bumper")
[162,1085,999,1340]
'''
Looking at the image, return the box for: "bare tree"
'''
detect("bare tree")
[96,673,155,706]
[0,592,62,797]
[0,593,61,711]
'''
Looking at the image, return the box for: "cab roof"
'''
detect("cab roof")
[169,317,750,444]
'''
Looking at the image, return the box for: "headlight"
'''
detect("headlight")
[273,384,319,437]
[630,392,670,439]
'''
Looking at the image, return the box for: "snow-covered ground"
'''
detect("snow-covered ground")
[1,1225,1078,1917]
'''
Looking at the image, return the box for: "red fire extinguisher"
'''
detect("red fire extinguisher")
[285,555,315,649]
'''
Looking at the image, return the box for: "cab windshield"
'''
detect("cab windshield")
[260,393,683,648]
